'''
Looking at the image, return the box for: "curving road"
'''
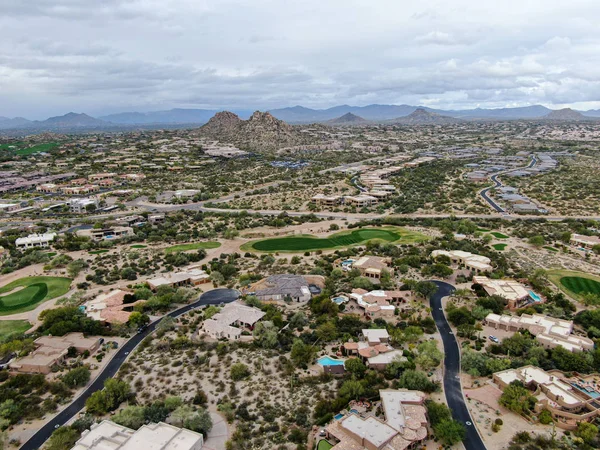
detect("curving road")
[20,289,240,450]
[429,281,487,450]
[479,155,538,213]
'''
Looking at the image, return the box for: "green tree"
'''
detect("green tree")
[62,366,91,388]
[183,407,213,435]
[344,358,367,378]
[112,405,146,429]
[45,426,80,450]
[128,311,150,328]
[290,339,317,367]
[316,321,338,343]
[434,419,466,446]
[415,281,438,299]
[339,379,364,400]
[499,382,537,415]
[575,422,598,444]
[528,235,545,247]
[397,370,438,393]
[230,363,250,381]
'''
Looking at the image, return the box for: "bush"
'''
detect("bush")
[230,363,250,381]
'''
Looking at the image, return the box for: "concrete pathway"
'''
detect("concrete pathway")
[203,412,229,450]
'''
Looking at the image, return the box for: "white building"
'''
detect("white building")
[69,198,99,214]
[71,420,203,450]
[15,233,57,249]
[431,250,493,273]
[201,301,265,340]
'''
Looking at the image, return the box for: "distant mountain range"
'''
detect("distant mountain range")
[1,104,600,132]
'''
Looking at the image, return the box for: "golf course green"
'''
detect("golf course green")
[242,227,428,253]
[492,243,507,251]
[0,276,71,315]
[548,270,600,302]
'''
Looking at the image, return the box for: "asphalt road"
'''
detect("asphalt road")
[479,155,538,214]
[20,288,240,450]
[429,281,487,450]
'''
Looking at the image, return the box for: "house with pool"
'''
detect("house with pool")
[324,389,428,450]
[472,275,540,309]
[493,366,600,430]
[342,329,407,371]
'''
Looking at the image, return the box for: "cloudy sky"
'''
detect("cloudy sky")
[2,0,600,118]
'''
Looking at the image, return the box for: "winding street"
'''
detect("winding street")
[479,155,538,213]
[429,281,487,450]
[20,289,240,450]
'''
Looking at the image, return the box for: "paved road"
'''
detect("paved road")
[20,289,240,450]
[479,155,538,213]
[429,281,487,450]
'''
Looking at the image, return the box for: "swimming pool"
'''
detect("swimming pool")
[332,296,347,305]
[349,409,359,415]
[317,356,345,366]
[529,291,541,302]
[572,383,600,399]
[334,413,344,420]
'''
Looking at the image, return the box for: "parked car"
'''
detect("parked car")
[489,335,500,343]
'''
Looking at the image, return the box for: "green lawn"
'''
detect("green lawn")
[0,320,32,340]
[131,244,147,249]
[548,270,600,302]
[477,228,491,232]
[164,241,221,253]
[317,440,333,450]
[489,231,509,239]
[15,143,59,156]
[241,227,429,253]
[544,246,559,253]
[492,243,507,251]
[0,276,71,315]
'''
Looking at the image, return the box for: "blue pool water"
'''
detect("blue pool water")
[317,356,345,366]
[332,297,346,305]
[529,291,541,302]
[334,413,344,420]
[572,383,600,399]
[349,409,359,415]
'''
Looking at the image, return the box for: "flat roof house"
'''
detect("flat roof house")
[15,232,56,249]
[431,249,493,273]
[352,256,393,283]
[9,333,101,374]
[570,234,600,250]
[77,226,133,241]
[485,313,594,352]
[146,267,210,290]
[493,366,600,430]
[472,275,531,309]
[201,301,265,341]
[72,420,203,450]
[250,274,312,303]
[311,194,343,207]
[325,389,428,450]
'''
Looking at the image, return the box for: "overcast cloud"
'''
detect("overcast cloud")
[1,0,600,118]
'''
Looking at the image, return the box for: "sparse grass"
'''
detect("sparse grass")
[131,244,147,249]
[0,320,31,340]
[492,243,507,251]
[489,232,509,239]
[547,270,600,301]
[89,250,109,254]
[164,241,221,253]
[241,227,428,253]
[0,276,71,315]
[543,246,559,252]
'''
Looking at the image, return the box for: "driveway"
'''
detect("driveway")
[429,280,487,450]
[203,412,230,450]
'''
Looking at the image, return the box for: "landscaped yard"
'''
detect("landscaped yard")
[492,243,507,251]
[0,320,31,339]
[317,440,333,450]
[0,276,71,315]
[241,227,428,253]
[131,244,147,249]
[548,270,600,301]
[164,241,221,253]
[543,246,559,252]
[15,142,59,156]
[489,231,509,239]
